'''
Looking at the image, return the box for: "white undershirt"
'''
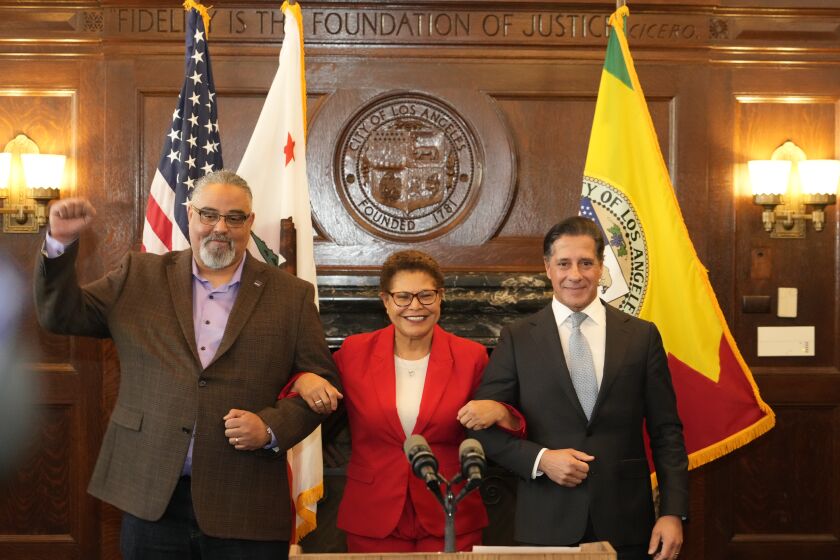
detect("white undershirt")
[394,354,430,437]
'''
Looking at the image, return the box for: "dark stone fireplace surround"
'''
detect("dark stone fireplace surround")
[318,272,553,349]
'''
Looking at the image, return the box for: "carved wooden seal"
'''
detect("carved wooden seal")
[337,93,479,240]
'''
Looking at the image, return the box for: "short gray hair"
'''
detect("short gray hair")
[191,169,253,206]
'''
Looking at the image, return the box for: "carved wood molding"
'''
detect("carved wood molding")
[0,2,839,53]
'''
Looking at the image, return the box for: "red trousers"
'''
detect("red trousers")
[345,496,482,553]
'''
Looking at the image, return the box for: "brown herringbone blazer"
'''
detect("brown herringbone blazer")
[35,243,339,540]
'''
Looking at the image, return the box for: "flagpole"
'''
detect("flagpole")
[617,0,626,8]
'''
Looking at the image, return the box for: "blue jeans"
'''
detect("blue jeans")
[120,476,288,560]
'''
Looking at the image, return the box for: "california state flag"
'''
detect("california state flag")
[237,0,321,540]
[581,5,775,478]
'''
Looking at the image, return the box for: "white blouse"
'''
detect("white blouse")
[394,354,430,437]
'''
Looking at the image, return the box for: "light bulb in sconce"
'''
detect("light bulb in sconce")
[748,160,791,197]
[0,134,66,233]
[748,160,791,232]
[798,160,840,231]
[0,152,11,197]
[798,160,840,196]
[20,153,66,228]
[748,141,840,237]
[21,153,65,193]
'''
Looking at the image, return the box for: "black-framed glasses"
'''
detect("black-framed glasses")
[388,289,441,308]
[190,205,251,228]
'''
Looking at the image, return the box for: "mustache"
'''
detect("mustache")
[202,233,233,248]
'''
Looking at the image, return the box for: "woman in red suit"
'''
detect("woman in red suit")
[292,250,520,552]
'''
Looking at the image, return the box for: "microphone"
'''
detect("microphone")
[404,434,441,489]
[459,438,486,488]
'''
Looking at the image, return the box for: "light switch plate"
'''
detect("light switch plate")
[757,326,814,356]
[777,287,797,318]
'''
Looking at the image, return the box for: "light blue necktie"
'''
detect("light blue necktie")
[569,312,598,420]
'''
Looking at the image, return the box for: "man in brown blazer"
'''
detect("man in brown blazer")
[35,169,339,559]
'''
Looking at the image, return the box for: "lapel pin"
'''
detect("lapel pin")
[254,280,264,287]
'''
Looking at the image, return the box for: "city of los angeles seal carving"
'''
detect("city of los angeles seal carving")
[337,93,480,240]
[581,176,649,317]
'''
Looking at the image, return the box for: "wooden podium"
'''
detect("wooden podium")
[290,542,616,560]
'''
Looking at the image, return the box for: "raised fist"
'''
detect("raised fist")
[48,198,97,245]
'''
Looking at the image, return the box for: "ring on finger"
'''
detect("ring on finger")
[315,399,324,406]
[234,437,239,444]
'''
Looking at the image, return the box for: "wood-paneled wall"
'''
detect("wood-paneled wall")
[1,1,839,558]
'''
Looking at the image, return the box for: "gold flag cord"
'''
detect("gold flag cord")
[183,0,212,35]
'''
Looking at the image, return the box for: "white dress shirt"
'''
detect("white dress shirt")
[551,296,607,390]
[532,297,607,478]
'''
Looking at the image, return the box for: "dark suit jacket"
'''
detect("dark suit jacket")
[334,324,489,539]
[34,243,339,541]
[471,302,688,547]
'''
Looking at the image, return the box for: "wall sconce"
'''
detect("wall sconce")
[0,134,65,233]
[749,140,840,238]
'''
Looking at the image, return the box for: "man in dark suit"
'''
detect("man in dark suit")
[470,216,687,560]
[35,169,339,559]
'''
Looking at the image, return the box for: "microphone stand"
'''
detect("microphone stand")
[426,472,481,552]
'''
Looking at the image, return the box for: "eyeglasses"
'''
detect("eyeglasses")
[388,289,441,308]
[190,205,251,228]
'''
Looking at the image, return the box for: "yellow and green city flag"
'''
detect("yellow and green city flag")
[581,5,774,475]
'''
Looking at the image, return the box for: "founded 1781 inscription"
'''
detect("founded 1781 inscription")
[337,94,480,241]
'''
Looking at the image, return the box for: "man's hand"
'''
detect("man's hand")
[223,409,271,451]
[648,515,683,560]
[539,448,595,487]
[457,400,519,431]
[48,198,97,245]
[291,372,343,414]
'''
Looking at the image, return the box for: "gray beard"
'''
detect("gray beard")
[199,234,236,269]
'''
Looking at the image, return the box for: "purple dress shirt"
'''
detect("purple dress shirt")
[181,256,245,475]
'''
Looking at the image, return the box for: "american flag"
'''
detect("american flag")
[579,195,598,223]
[142,6,222,253]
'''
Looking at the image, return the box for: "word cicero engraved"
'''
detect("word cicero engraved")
[337,94,480,241]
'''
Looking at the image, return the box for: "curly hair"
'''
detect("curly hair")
[379,250,445,292]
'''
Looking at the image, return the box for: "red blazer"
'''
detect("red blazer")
[334,324,490,539]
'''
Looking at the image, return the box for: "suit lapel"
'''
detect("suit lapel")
[531,305,588,422]
[370,325,408,441]
[167,250,200,367]
[591,303,630,421]
[412,325,453,436]
[207,254,267,369]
